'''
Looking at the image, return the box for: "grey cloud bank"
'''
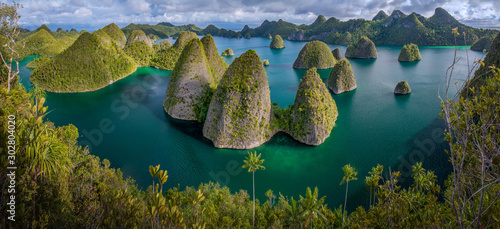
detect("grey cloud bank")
[4,0,499,30]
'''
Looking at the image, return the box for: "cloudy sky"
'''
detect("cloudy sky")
[5,0,500,31]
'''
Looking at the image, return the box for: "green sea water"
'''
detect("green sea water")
[18,37,483,211]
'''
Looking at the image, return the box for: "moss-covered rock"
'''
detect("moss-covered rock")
[394,81,411,94]
[345,36,377,59]
[201,34,227,81]
[398,43,421,62]
[293,41,336,69]
[270,35,285,49]
[290,68,338,145]
[126,30,152,47]
[103,23,127,48]
[263,59,269,66]
[332,48,342,60]
[203,49,272,149]
[30,31,137,92]
[163,38,217,121]
[221,48,234,56]
[328,59,356,94]
[124,40,154,67]
[150,31,197,70]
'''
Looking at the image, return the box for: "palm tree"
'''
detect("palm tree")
[340,164,357,228]
[242,151,265,228]
[365,164,383,207]
[149,165,160,194]
[300,187,326,228]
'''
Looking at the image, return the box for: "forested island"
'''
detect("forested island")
[2,2,500,228]
[111,7,497,48]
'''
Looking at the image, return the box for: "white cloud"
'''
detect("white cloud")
[5,0,499,30]
[74,7,92,17]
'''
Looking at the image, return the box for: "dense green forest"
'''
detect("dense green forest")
[2,3,500,228]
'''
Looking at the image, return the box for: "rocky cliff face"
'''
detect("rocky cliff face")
[332,48,343,60]
[345,36,377,59]
[293,41,336,69]
[394,81,411,94]
[203,50,272,149]
[328,59,357,94]
[290,68,338,145]
[398,43,421,62]
[201,34,227,81]
[126,30,152,47]
[270,35,285,49]
[163,38,217,121]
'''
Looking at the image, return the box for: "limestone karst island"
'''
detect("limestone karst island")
[2,1,500,228]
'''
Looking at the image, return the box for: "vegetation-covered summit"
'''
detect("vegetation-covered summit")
[30,31,137,92]
[290,68,338,145]
[345,36,377,59]
[150,31,197,70]
[203,49,272,149]
[126,29,152,47]
[293,41,336,69]
[328,59,357,94]
[270,35,285,49]
[398,43,421,62]
[201,34,227,81]
[394,81,411,94]
[221,48,234,56]
[206,8,496,47]
[164,38,217,121]
[103,23,127,48]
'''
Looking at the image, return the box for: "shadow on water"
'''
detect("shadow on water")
[394,93,411,108]
[348,58,377,66]
[399,60,421,68]
[293,68,332,80]
[348,116,451,209]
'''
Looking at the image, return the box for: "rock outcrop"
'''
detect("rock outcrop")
[126,30,152,47]
[328,59,357,94]
[163,38,217,121]
[221,48,234,56]
[263,59,269,66]
[270,35,285,49]
[345,36,377,59]
[398,43,421,61]
[394,81,411,94]
[332,48,342,60]
[103,23,126,48]
[203,50,272,149]
[293,41,336,69]
[290,68,338,145]
[201,34,227,81]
